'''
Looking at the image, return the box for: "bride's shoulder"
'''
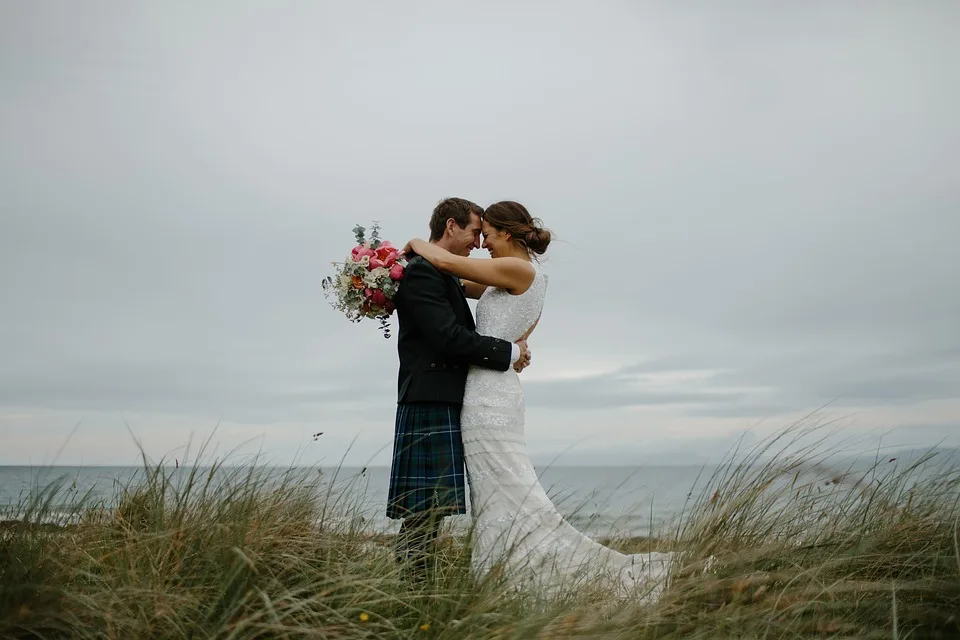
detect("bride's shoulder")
[528,259,547,286]
[494,256,536,275]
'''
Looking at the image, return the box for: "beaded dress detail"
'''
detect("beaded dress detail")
[461,260,674,601]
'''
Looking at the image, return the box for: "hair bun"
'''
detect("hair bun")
[482,201,552,255]
[524,225,552,255]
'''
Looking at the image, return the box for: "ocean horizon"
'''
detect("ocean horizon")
[0,464,721,538]
[4,449,951,537]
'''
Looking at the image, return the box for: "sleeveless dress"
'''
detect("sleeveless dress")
[460,260,674,602]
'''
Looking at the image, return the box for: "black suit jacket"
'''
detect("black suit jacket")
[394,255,513,404]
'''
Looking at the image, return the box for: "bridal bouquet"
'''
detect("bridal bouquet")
[322,222,406,338]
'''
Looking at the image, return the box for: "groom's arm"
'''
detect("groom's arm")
[400,259,513,371]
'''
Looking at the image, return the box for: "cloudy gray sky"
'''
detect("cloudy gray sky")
[2,2,958,467]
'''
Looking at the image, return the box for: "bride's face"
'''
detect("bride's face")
[480,221,510,257]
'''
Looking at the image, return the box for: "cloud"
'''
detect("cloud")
[524,367,749,410]
[1,2,958,465]
[0,360,395,425]
[524,345,960,417]
[705,346,960,411]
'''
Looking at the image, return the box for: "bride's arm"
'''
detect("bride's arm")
[403,238,535,295]
[461,280,488,299]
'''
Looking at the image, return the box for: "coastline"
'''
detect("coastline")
[2,435,957,638]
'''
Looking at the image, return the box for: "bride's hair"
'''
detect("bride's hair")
[482,201,552,255]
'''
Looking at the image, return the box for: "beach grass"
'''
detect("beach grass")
[1,427,959,639]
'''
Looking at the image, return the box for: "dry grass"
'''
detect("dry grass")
[1,426,958,639]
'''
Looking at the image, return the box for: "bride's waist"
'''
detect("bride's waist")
[465,366,521,394]
[467,365,518,378]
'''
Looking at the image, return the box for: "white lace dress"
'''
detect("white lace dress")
[461,260,674,602]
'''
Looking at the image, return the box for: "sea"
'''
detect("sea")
[0,464,719,538]
[3,454,949,537]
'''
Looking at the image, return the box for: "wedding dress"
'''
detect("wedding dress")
[460,260,674,602]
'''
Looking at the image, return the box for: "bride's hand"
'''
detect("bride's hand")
[402,238,457,272]
[401,238,427,257]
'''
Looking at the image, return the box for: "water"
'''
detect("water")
[4,457,952,538]
[0,464,717,537]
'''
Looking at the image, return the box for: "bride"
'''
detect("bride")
[403,201,674,602]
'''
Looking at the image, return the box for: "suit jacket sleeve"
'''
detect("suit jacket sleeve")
[399,258,512,371]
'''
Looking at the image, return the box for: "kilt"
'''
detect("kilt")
[386,402,466,519]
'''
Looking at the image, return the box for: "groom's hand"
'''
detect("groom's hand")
[514,340,531,373]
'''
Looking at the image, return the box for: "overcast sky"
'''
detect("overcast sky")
[2,2,958,467]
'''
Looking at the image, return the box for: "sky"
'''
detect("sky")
[1,2,958,467]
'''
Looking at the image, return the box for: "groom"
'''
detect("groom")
[387,197,530,578]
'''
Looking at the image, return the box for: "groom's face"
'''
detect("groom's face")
[448,213,483,256]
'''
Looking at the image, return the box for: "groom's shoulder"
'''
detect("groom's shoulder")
[404,254,437,274]
[397,255,440,295]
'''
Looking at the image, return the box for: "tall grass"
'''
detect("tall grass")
[1,427,958,639]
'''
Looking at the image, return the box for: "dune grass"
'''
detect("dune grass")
[1,427,959,639]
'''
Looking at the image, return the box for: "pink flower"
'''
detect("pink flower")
[364,288,373,298]
[352,246,375,262]
[389,263,404,280]
[371,289,387,307]
[375,245,397,267]
[369,257,384,270]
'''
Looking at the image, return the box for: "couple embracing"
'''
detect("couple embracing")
[387,197,673,601]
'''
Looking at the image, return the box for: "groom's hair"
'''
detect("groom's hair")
[429,198,483,241]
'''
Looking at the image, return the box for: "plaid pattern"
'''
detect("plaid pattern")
[386,402,466,520]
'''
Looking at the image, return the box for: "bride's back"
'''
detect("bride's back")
[475,261,547,343]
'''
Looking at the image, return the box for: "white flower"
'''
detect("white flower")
[365,267,390,286]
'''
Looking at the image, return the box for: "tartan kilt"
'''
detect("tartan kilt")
[386,402,466,519]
